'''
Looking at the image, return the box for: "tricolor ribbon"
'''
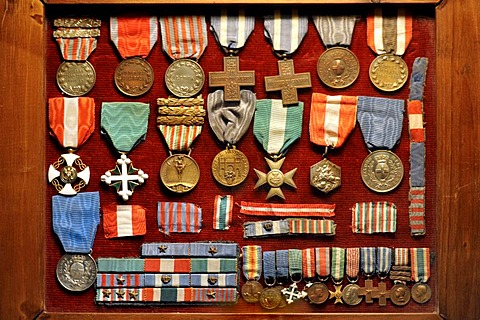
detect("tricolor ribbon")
[239,201,335,218]
[243,219,336,238]
[376,247,393,276]
[102,203,146,238]
[210,8,255,51]
[144,274,190,287]
[312,15,357,47]
[264,8,308,56]
[315,247,330,279]
[142,288,237,303]
[302,248,316,281]
[263,251,276,286]
[410,248,430,283]
[360,247,376,276]
[97,274,144,288]
[157,202,202,235]
[97,258,145,273]
[346,248,360,281]
[394,248,410,266]
[242,245,262,281]
[351,202,397,234]
[110,16,158,59]
[330,247,345,283]
[56,38,98,61]
[213,195,234,230]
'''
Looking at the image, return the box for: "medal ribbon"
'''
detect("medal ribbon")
[312,15,357,47]
[376,247,393,276]
[330,247,345,282]
[52,191,100,253]
[410,248,430,283]
[254,99,304,156]
[102,203,147,239]
[239,201,335,218]
[346,248,360,280]
[210,8,255,51]
[56,38,97,61]
[159,16,207,60]
[264,9,308,55]
[49,97,95,149]
[110,16,158,59]
[101,102,150,153]
[302,248,316,280]
[315,247,330,279]
[360,247,376,276]
[367,8,412,56]
[242,245,262,281]
[310,93,357,149]
[276,249,289,281]
[288,219,336,235]
[157,202,202,235]
[213,195,233,230]
[263,251,276,286]
[394,248,410,266]
[288,249,303,282]
[351,202,397,234]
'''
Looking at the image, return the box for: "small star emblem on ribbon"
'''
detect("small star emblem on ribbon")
[158,245,168,253]
[208,246,218,256]
[206,290,217,299]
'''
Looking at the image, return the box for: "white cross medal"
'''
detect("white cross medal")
[281,283,307,304]
[101,154,148,201]
[48,153,90,196]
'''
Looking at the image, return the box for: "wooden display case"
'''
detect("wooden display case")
[1,0,478,319]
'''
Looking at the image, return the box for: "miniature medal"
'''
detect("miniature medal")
[329,247,346,304]
[410,248,432,304]
[110,16,157,96]
[259,251,283,309]
[342,248,362,306]
[306,247,330,305]
[281,249,307,304]
[390,283,411,306]
[241,246,263,303]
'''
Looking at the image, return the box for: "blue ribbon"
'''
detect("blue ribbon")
[360,247,376,276]
[376,247,393,275]
[409,57,428,101]
[263,251,276,286]
[276,249,289,281]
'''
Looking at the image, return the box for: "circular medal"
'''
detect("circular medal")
[165,59,205,98]
[212,147,249,187]
[317,47,359,89]
[275,286,288,308]
[306,282,329,304]
[241,280,263,303]
[390,283,411,306]
[259,286,282,309]
[310,158,341,193]
[56,61,96,96]
[361,150,404,193]
[369,54,409,92]
[411,282,432,304]
[114,57,154,96]
[341,284,363,306]
[160,154,200,193]
[56,253,97,292]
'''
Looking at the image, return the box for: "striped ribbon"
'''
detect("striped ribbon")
[330,247,345,282]
[243,219,336,238]
[357,96,404,150]
[97,274,144,288]
[142,273,237,288]
[144,258,238,273]
[142,243,190,257]
[144,258,191,273]
[213,195,233,230]
[243,220,290,238]
[302,248,316,280]
[276,249,289,281]
[141,242,237,257]
[239,201,335,217]
[310,93,357,149]
[242,245,262,280]
[312,15,357,47]
[376,247,393,275]
[102,204,146,239]
[351,202,397,234]
[96,288,144,302]
[101,102,150,153]
[253,99,304,155]
[264,9,308,55]
[263,251,276,285]
[346,248,360,280]
[96,288,237,303]
[288,249,303,282]
[210,8,255,51]
[52,192,100,253]
[145,274,190,287]
[159,16,207,60]
[394,248,410,266]
[190,274,237,287]
[410,187,426,235]
[97,258,145,273]
[288,218,336,235]
[157,202,202,235]
[315,247,330,279]
[110,16,158,59]
[56,38,97,61]
[411,248,430,283]
[408,100,425,143]
[367,8,412,56]
[49,97,95,149]
[360,247,376,276]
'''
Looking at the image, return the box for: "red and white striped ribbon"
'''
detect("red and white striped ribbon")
[239,201,335,218]
[102,203,147,238]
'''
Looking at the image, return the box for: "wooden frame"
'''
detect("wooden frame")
[1,0,478,319]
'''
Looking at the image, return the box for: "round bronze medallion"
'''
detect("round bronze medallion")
[306,282,329,304]
[275,286,288,308]
[369,54,409,92]
[56,61,96,96]
[411,282,432,304]
[114,57,154,96]
[361,150,404,193]
[241,280,263,303]
[341,284,363,306]
[259,287,282,309]
[160,154,200,193]
[165,59,205,98]
[317,47,359,89]
[56,254,97,292]
[390,283,411,306]
[212,147,249,187]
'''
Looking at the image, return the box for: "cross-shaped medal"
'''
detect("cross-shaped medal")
[281,283,307,304]
[358,279,376,303]
[371,281,390,306]
[264,59,311,105]
[209,56,255,101]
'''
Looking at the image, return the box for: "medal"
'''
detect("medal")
[306,247,330,304]
[157,96,205,193]
[253,99,303,199]
[53,18,100,96]
[312,15,359,88]
[259,251,284,309]
[329,247,345,304]
[376,247,393,306]
[48,97,95,195]
[263,9,311,105]
[110,16,157,96]
[357,96,405,192]
[389,248,412,306]
[367,8,412,91]
[410,248,432,304]
[342,248,362,305]
[240,245,263,303]
[358,247,391,306]
[100,102,150,201]
[52,192,100,291]
[309,93,357,193]
[159,16,207,98]
[281,249,307,304]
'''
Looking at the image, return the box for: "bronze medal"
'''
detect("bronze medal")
[254,157,297,200]
[56,253,97,292]
[56,61,96,97]
[259,287,282,309]
[114,57,154,96]
[361,150,404,193]
[369,54,408,92]
[411,282,432,304]
[390,283,411,306]
[165,59,205,98]
[310,158,341,193]
[241,280,263,303]
[306,282,329,304]
[341,283,363,306]
[275,286,288,308]
[160,154,200,193]
[212,147,249,187]
[317,47,359,89]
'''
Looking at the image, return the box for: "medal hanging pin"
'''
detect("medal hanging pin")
[309,93,357,193]
[306,247,330,305]
[159,16,208,98]
[110,16,157,96]
[341,247,363,306]
[263,9,312,105]
[281,249,307,304]
[52,192,100,292]
[208,9,256,187]
[53,18,100,97]
[389,248,412,306]
[410,248,432,304]
[357,96,405,193]
[312,15,359,89]
[367,8,412,91]
[48,97,95,195]
[329,247,345,304]
[240,245,263,304]
[100,102,150,201]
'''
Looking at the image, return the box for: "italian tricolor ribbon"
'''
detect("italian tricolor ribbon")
[302,248,316,280]
[110,16,158,59]
[315,247,330,279]
[242,245,262,281]
[351,202,397,234]
[213,195,233,230]
[239,201,335,218]
[330,247,345,283]
[394,248,410,266]
[102,203,146,238]
[410,248,430,283]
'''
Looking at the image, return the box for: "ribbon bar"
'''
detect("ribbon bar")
[141,242,238,257]
[351,202,397,234]
[243,219,336,238]
[97,273,145,288]
[239,201,335,218]
[157,202,202,235]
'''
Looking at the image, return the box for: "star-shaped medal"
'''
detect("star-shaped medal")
[254,157,297,199]
[329,285,344,304]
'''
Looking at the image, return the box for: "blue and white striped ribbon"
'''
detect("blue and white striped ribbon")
[144,274,191,287]
[276,249,289,281]
[312,15,357,47]
[360,247,376,276]
[263,251,277,286]
[243,220,290,238]
[264,9,308,55]
[376,247,393,275]
[210,8,255,50]
[141,243,190,257]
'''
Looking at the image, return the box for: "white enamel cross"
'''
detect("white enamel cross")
[48,153,90,195]
[281,283,307,304]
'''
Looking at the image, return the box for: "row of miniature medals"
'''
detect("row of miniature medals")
[240,246,432,309]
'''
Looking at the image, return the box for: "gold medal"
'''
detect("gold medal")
[317,47,359,89]
[165,59,205,98]
[114,57,154,96]
[211,146,249,187]
[341,283,363,306]
[306,282,329,304]
[160,153,200,193]
[56,61,96,97]
[241,280,263,303]
[369,54,408,92]
[310,158,341,193]
[254,157,297,200]
[258,286,282,309]
[411,282,432,304]
[361,150,404,193]
[390,283,411,306]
